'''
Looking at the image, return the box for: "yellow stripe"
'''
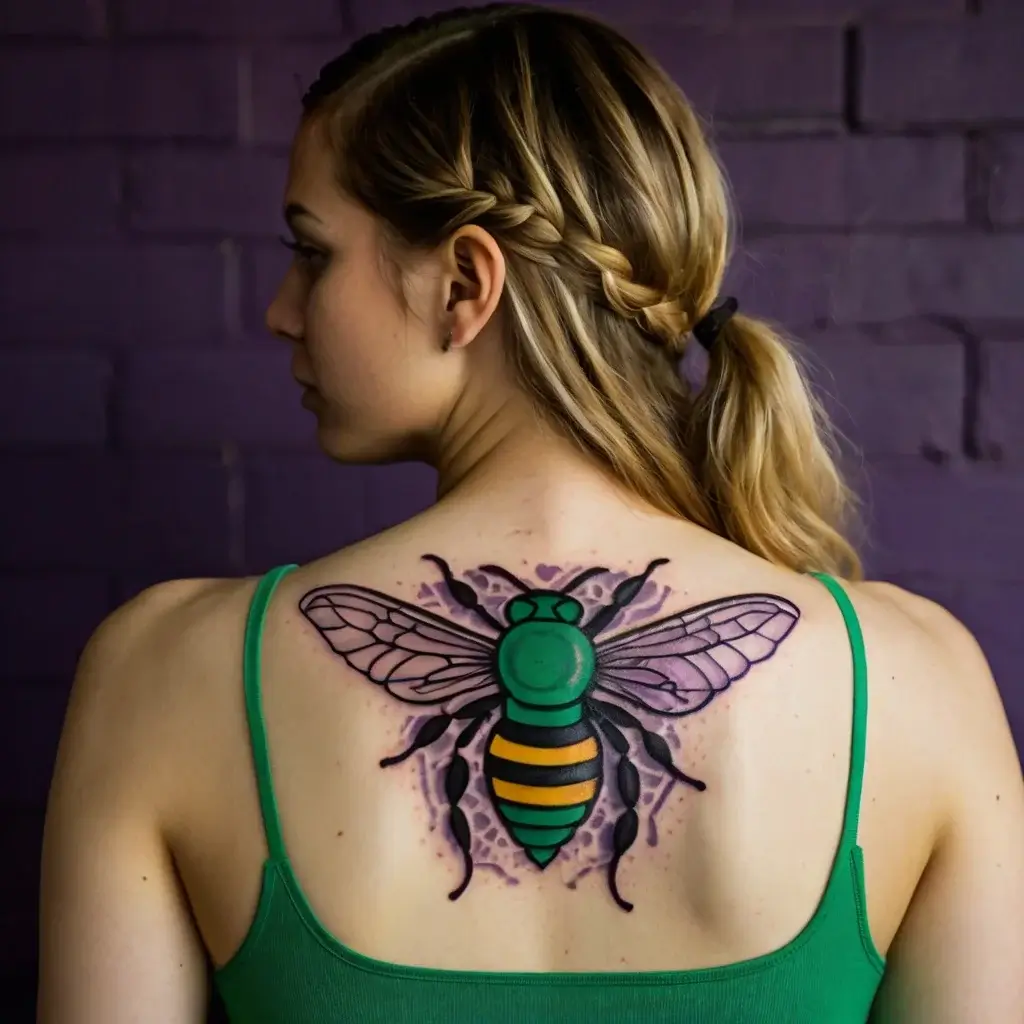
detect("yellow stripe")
[491,778,598,806]
[490,734,598,767]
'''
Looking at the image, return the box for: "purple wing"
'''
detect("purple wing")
[594,593,800,716]
[299,584,500,711]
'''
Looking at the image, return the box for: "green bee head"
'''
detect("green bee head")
[497,592,594,707]
[505,592,584,626]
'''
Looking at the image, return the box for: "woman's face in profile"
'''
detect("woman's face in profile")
[266,119,458,464]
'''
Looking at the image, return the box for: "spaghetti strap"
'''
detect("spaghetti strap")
[243,564,299,863]
[810,572,869,849]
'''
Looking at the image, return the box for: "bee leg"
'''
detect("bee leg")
[591,698,706,792]
[452,693,503,721]
[594,715,640,912]
[379,713,453,768]
[444,712,493,901]
[422,553,504,632]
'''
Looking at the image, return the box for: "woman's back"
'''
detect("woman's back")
[105,479,997,1020]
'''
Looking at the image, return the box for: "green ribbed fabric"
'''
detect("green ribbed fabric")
[215,566,884,1023]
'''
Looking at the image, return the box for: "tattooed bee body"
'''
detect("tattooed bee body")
[299,555,800,911]
[485,716,602,866]
[485,591,602,864]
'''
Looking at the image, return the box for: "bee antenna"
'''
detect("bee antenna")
[477,564,529,593]
[561,566,609,594]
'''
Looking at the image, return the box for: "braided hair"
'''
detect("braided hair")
[294,4,862,578]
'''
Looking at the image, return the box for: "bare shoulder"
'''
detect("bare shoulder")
[80,576,251,668]
[62,576,259,809]
[850,578,997,690]
[845,579,1019,810]
[854,579,971,642]
[76,575,263,704]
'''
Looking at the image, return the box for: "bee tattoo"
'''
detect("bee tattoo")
[300,556,800,911]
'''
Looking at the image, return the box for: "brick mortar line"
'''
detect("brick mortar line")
[338,0,355,35]
[930,316,985,461]
[842,27,862,134]
[966,132,995,229]
[961,331,989,463]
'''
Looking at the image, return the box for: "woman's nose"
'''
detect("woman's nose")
[265,267,305,344]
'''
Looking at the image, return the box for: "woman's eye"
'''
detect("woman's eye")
[279,236,327,273]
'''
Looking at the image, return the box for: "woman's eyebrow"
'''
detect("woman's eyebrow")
[284,202,325,227]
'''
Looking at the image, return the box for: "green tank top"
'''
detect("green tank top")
[214,566,885,1023]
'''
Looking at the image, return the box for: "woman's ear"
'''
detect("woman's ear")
[443,225,506,349]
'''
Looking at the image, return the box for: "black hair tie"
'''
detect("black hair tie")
[692,296,738,352]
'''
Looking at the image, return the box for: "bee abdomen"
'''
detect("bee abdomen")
[485,718,601,867]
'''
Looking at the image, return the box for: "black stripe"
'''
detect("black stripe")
[495,717,593,748]
[484,753,600,788]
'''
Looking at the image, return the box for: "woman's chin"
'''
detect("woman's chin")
[317,425,422,466]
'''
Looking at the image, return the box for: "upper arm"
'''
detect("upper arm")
[869,596,1024,1023]
[37,587,210,1024]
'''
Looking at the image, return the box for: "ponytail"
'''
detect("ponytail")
[686,314,863,579]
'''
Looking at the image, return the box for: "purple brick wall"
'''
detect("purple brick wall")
[1,0,1022,1015]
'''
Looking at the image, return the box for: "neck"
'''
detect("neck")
[427,391,670,546]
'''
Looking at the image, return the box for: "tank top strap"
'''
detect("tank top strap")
[242,564,299,863]
[809,571,869,849]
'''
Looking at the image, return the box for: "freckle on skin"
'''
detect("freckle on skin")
[142,876,147,881]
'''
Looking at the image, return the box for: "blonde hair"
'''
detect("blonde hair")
[301,3,862,579]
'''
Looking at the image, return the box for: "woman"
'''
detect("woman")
[37,5,1023,1022]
